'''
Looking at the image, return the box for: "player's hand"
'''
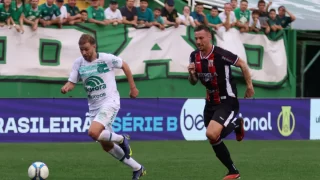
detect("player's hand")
[244,85,254,98]
[129,87,139,98]
[188,63,196,74]
[61,85,71,94]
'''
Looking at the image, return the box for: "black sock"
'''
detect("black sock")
[212,141,239,174]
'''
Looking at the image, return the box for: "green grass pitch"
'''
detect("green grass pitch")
[1,140,319,180]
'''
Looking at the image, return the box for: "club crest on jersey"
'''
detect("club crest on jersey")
[208,60,214,67]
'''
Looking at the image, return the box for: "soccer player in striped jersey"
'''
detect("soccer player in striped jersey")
[188,25,254,180]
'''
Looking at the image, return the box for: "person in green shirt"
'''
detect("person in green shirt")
[276,6,295,28]
[268,8,282,38]
[234,0,250,32]
[86,0,109,25]
[39,0,62,28]
[153,7,164,30]
[11,0,25,33]
[0,0,13,25]
[64,0,82,24]
[23,0,41,31]
[207,6,222,31]
[136,0,154,28]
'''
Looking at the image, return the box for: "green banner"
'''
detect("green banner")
[0,24,296,98]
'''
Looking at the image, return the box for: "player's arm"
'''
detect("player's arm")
[188,51,198,85]
[121,61,136,91]
[61,59,80,94]
[218,47,254,98]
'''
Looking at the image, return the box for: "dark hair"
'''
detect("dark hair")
[269,8,276,13]
[252,10,260,15]
[79,34,96,45]
[258,0,265,5]
[194,25,211,33]
[196,3,204,6]
[230,0,237,2]
[154,7,161,11]
[211,5,218,10]
[80,10,88,14]
[140,0,148,3]
[241,0,248,3]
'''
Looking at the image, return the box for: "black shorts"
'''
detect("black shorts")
[203,97,239,128]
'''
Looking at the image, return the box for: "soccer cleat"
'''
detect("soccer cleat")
[223,173,241,180]
[234,118,245,141]
[132,166,146,180]
[119,134,132,158]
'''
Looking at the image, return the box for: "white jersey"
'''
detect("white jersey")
[68,53,123,111]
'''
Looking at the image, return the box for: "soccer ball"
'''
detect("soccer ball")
[27,162,49,180]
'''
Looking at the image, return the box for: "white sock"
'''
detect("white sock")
[123,157,142,171]
[108,144,125,160]
[98,130,124,143]
[108,144,141,171]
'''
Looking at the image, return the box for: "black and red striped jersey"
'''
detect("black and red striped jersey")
[189,45,239,104]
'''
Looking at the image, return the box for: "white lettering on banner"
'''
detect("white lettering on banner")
[237,113,272,131]
[180,99,274,141]
[0,117,92,133]
[310,99,320,140]
[215,29,287,83]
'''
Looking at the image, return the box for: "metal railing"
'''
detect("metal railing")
[188,0,226,11]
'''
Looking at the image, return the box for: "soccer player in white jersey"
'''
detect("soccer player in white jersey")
[61,34,146,180]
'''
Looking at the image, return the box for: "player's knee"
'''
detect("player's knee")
[206,130,220,142]
[88,130,100,141]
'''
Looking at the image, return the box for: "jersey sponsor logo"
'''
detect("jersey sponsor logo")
[79,63,110,78]
[222,56,233,64]
[197,72,217,82]
[84,76,106,92]
[88,92,106,100]
[310,99,320,139]
[277,106,295,137]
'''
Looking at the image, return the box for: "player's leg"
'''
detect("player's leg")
[205,104,240,179]
[88,106,132,158]
[99,141,145,172]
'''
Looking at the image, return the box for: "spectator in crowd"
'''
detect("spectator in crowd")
[104,0,122,26]
[178,5,195,27]
[277,6,295,28]
[219,3,236,31]
[86,0,109,25]
[136,0,154,28]
[161,0,179,28]
[0,0,13,27]
[268,9,282,35]
[11,0,25,33]
[80,9,88,22]
[234,0,250,33]
[252,0,271,31]
[39,0,62,28]
[64,0,82,25]
[153,7,165,30]
[23,0,40,31]
[191,3,207,26]
[249,9,260,33]
[120,0,138,26]
[53,0,68,25]
[230,0,237,10]
[207,6,222,31]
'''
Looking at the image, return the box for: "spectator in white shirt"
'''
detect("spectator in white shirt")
[104,0,123,25]
[53,0,68,24]
[218,3,236,31]
[178,6,195,27]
